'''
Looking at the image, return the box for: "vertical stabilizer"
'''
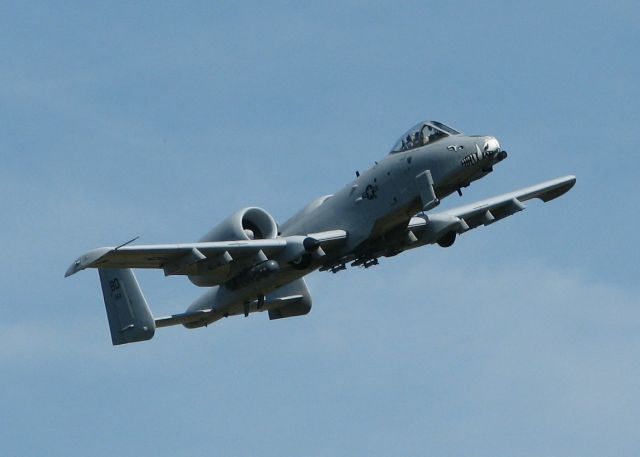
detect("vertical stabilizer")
[98,268,155,345]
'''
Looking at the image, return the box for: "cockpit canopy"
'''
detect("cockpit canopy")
[389,120,461,154]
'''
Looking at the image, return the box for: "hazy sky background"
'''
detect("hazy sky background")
[1,1,638,456]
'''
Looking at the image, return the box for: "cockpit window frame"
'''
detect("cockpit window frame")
[430,121,460,135]
[389,120,458,154]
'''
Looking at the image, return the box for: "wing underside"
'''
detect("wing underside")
[441,174,576,226]
[404,175,576,246]
[65,230,347,278]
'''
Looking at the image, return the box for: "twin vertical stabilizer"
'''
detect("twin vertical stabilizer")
[98,268,155,345]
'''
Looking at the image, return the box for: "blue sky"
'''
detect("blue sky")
[1,1,638,456]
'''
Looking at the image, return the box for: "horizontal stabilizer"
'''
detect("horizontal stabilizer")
[267,278,312,320]
[155,309,214,328]
[154,294,307,328]
[268,295,311,320]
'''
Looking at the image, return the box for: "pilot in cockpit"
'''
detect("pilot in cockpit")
[405,134,412,150]
[421,125,432,145]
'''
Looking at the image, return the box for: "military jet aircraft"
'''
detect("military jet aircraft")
[66,120,576,345]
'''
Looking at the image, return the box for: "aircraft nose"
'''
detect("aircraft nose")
[483,136,507,162]
[483,136,501,155]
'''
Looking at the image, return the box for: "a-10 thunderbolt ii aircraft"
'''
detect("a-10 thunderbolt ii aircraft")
[66,120,576,345]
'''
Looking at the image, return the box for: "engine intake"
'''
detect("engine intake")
[199,207,278,242]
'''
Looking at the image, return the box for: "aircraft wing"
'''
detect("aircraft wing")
[440,174,576,229]
[65,230,347,277]
[407,175,576,243]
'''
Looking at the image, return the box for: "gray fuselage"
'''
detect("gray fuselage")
[186,131,504,321]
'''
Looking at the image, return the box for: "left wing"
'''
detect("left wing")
[407,175,576,245]
[65,230,347,278]
[439,174,576,228]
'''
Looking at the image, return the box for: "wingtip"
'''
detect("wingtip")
[65,259,82,277]
[539,175,577,202]
[562,174,577,192]
[64,247,112,278]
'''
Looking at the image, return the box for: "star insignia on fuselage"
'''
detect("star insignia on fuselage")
[362,184,379,200]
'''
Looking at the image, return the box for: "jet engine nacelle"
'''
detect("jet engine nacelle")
[189,207,279,287]
[199,207,278,242]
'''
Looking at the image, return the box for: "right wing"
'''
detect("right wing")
[65,230,347,278]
